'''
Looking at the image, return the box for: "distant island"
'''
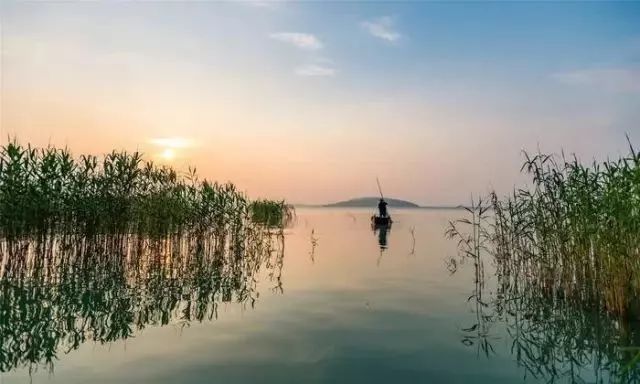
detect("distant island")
[325,197,421,208]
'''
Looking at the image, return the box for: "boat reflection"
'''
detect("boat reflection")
[371,220,391,250]
[0,229,285,373]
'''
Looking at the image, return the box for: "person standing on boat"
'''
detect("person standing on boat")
[378,198,388,218]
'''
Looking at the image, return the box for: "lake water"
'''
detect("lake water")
[0,208,628,383]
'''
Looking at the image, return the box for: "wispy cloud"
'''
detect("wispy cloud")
[269,32,323,50]
[295,64,336,77]
[553,68,640,93]
[361,16,401,43]
[270,32,335,76]
[245,1,280,9]
[149,137,194,149]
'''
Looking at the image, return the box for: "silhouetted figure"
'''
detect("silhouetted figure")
[378,198,388,218]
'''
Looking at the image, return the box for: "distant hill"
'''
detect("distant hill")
[325,197,420,208]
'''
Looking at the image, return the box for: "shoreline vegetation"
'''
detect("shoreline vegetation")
[447,137,640,381]
[0,140,293,237]
[0,140,290,372]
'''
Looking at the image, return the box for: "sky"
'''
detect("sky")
[1,1,639,205]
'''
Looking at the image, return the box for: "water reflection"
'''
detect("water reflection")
[456,253,640,383]
[371,223,390,250]
[0,229,284,373]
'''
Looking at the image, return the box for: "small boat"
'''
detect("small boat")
[371,215,392,227]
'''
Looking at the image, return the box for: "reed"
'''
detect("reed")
[0,140,291,237]
[448,136,640,317]
[249,199,294,227]
[447,137,640,381]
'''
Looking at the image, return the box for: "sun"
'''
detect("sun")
[149,137,195,162]
[160,148,176,160]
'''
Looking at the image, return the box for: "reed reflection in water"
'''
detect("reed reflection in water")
[0,228,285,374]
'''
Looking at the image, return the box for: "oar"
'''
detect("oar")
[376,177,384,200]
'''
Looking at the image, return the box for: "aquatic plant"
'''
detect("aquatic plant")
[0,140,290,237]
[249,199,294,227]
[447,136,640,381]
[449,137,640,315]
[0,139,292,374]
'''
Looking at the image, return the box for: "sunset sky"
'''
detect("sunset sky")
[2,1,639,205]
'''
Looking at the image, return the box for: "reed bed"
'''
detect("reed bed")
[495,139,640,317]
[0,140,291,373]
[448,137,640,316]
[250,199,294,227]
[447,137,640,381]
[0,140,290,237]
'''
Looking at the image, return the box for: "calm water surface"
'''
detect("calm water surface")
[0,208,619,383]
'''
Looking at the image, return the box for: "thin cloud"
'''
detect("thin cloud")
[553,68,640,93]
[295,64,336,77]
[149,137,194,149]
[269,32,323,50]
[245,1,280,9]
[361,16,401,43]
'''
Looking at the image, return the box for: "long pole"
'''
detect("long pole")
[376,177,384,200]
